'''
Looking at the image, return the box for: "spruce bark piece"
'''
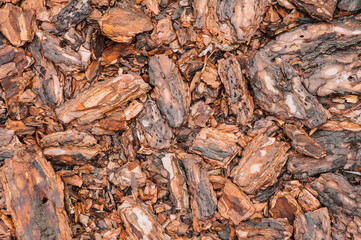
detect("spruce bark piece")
[98,2,153,43]
[236,218,293,240]
[231,134,290,194]
[136,100,173,150]
[218,55,254,125]
[119,197,165,240]
[218,180,255,225]
[160,153,189,211]
[0,3,35,47]
[284,123,325,159]
[289,0,336,21]
[190,127,239,167]
[148,54,191,127]
[179,153,217,232]
[0,146,72,240]
[294,208,331,240]
[56,74,150,124]
[288,130,361,178]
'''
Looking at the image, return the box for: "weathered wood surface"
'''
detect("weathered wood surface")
[0,146,71,240]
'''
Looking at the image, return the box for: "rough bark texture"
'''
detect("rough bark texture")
[0,146,71,240]
[236,218,293,239]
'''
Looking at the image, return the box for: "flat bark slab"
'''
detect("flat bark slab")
[297,189,321,212]
[160,153,189,211]
[231,134,290,194]
[288,130,361,177]
[284,123,325,159]
[236,218,293,239]
[178,152,217,232]
[56,74,150,124]
[136,99,173,151]
[40,129,101,165]
[218,54,254,125]
[0,146,71,240]
[148,54,190,127]
[289,0,337,21]
[0,3,35,47]
[190,127,239,167]
[119,197,165,240]
[98,2,153,43]
[294,207,331,240]
[151,18,176,45]
[218,180,255,225]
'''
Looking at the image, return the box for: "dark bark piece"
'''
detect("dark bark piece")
[311,173,361,239]
[148,54,190,127]
[36,31,84,73]
[178,153,217,232]
[98,2,153,43]
[218,180,255,225]
[269,191,303,223]
[289,0,336,21]
[249,51,330,128]
[150,18,176,45]
[311,173,361,218]
[53,0,92,31]
[338,0,361,11]
[284,123,325,159]
[236,218,293,240]
[231,134,290,194]
[28,37,64,107]
[40,129,101,165]
[288,130,361,178]
[136,100,173,151]
[56,74,150,124]
[294,208,331,240]
[118,197,165,240]
[0,3,35,47]
[160,153,189,211]
[218,55,254,125]
[0,146,72,240]
[0,127,16,160]
[109,162,147,190]
[190,127,239,167]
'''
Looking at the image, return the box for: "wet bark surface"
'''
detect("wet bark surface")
[0,0,361,239]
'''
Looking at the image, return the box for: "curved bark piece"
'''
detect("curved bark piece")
[0,146,71,240]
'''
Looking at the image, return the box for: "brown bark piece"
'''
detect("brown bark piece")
[98,2,153,43]
[0,3,35,47]
[151,18,176,45]
[109,162,147,190]
[249,52,330,128]
[218,55,254,125]
[236,218,293,240]
[269,191,303,223]
[294,208,331,240]
[338,0,361,11]
[297,189,321,212]
[289,0,336,21]
[0,146,71,240]
[148,54,191,127]
[136,100,173,151]
[190,127,239,167]
[160,153,189,211]
[118,197,165,240]
[179,153,217,232]
[40,129,101,165]
[231,134,290,194]
[53,0,92,31]
[189,101,213,127]
[284,123,325,159]
[288,130,361,178]
[56,74,150,124]
[218,180,255,225]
